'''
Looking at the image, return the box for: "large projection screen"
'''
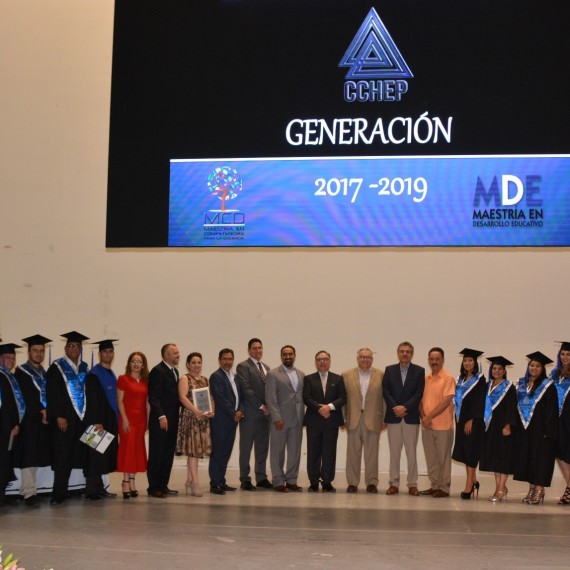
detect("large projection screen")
[106,0,569,248]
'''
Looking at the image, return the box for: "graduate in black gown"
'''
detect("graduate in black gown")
[452,348,486,499]
[13,334,52,507]
[83,339,119,500]
[0,344,21,507]
[46,331,90,505]
[479,356,518,502]
[514,351,558,504]
[549,342,570,505]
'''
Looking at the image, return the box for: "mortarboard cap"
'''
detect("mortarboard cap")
[61,331,89,344]
[459,348,484,359]
[556,341,570,352]
[487,356,514,367]
[22,334,52,347]
[526,351,554,366]
[92,339,118,351]
[0,343,22,355]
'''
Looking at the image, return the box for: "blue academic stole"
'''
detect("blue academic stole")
[517,377,553,429]
[55,358,88,419]
[550,371,570,416]
[18,363,48,408]
[454,372,483,420]
[484,379,511,430]
[0,367,26,422]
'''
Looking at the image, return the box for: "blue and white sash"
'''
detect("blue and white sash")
[484,379,511,430]
[18,363,48,408]
[549,370,570,416]
[454,372,484,420]
[55,358,88,419]
[517,377,553,429]
[0,367,26,422]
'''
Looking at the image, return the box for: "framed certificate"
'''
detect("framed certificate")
[192,387,212,414]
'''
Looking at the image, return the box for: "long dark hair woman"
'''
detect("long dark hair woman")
[479,356,518,501]
[514,351,558,504]
[451,348,487,499]
[550,342,570,504]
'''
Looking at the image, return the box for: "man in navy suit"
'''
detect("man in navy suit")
[383,341,425,496]
[209,348,244,495]
[303,350,346,492]
[147,343,181,498]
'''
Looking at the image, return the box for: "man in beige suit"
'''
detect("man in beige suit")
[342,347,385,493]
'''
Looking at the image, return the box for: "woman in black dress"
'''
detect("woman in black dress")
[550,342,570,504]
[479,356,517,502]
[452,348,486,499]
[514,351,558,504]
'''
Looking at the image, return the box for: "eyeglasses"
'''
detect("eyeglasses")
[66,343,81,349]
[316,358,330,363]
[358,356,373,360]
[131,360,143,365]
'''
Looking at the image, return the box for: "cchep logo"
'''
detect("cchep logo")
[472,174,544,228]
[339,7,413,103]
[203,165,245,240]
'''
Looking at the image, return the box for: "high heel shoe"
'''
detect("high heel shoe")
[122,479,131,499]
[129,477,138,498]
[489,488,508,502]
[528,486,545,505]
[460,481,480,500]
[184,481,192,495]
[190,484,203,497]
[558,486,570,505]
[522,485,535,503]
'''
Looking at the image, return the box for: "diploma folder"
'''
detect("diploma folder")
[80,424,115,454]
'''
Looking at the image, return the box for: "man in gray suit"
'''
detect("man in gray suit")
[236,338,272,491]
[265,345,305,493]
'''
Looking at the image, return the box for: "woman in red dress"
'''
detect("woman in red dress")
[117,352,149,499]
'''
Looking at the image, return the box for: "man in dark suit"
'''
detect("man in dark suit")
[236,338,272,491]
[303,350,346,492]
[209,348,244,495]
[147,343,180,498]
[383,341,425,496]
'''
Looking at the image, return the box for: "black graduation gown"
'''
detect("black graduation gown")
[83,371,118,477]
[452,375,486,468]
[514,382,559,486]
[12,365,51,468]
[0,374,19,499]
[46,361,87,472]
[479,383,518,474]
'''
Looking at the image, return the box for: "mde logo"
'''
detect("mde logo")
[203,165,245,241]
[472,175,544,228]
[339,7,413,103]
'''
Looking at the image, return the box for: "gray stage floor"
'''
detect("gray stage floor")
[2,468,570,570]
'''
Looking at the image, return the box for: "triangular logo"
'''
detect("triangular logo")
[339,8,413,80]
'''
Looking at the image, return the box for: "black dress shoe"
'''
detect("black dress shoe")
[25,495,40,507]
[308,483,319,492]
[99,490,117,498]
[222,484,237,492]
[322,483,336,493]
[50,496,66,506]
[210,485,226,495]
[240,481,256,491]
[366,484,378,494]
[148,490,166,498]
[274,485,288,493]
[162,487,178,495]
[3,496,20,506]
[285,483,302,492]
[256,479,273,489]
[86,493,103,501]
[347,485,358,493]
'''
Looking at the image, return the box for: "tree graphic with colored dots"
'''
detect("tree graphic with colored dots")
[207,166,243,211]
